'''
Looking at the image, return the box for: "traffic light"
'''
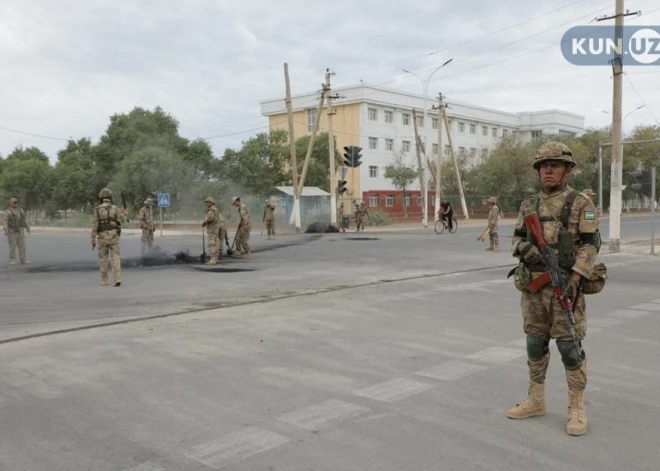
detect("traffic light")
[629,170,653,197]
[337,180,348,195]
[342,146,363,167]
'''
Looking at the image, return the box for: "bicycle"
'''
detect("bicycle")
[434,216,458,234]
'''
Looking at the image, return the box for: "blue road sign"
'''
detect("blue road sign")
[157,193,170,208]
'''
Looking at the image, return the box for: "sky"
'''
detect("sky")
[1,0,659,164]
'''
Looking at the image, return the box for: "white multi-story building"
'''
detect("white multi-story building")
[260,84,585,199]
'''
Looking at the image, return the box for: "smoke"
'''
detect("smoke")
[305,221,339,233]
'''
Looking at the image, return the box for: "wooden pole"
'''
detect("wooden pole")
[284,63,301,232]
[412,108,426,225]
[441,106,469,220]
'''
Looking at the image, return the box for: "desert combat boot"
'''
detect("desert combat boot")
[565,360,588,436]
[507,353,549,419]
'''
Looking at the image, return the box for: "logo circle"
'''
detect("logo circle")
[628,28,660,64]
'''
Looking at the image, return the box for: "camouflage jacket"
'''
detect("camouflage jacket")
[238,204,251,227]
[355,205,368,218]
[4,208,29,233]
[204,205,221,232]
[487,206,499,231]
[92,202,127,241]
[138,206,154,231]
[263,203,275,221]
[512,186,599,278]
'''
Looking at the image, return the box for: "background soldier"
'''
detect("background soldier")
[231,196,252,259]
[263,199,276,240]
[485,197,499,251]
[3,197,30,265]
[91,188,128,286]
[201,197,220,265]
[354,200,369,232]
[508,142,600,437]
[138,197,155,255]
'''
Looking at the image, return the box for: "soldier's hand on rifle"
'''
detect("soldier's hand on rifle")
[518,241,544,264]
[564,276,581,302]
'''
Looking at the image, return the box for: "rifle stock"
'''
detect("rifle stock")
[523,212,582,359]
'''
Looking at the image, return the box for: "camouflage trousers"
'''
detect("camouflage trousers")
[236,224,252,253]
[6,230,26,263]
[140,229,154,255]
[98,240,121,284]
[218,223,227,256]
[521,282,587,342]
[207,229,220,259]
[265,219,275,236]
[356,217,365,232]
[488,229,499,249]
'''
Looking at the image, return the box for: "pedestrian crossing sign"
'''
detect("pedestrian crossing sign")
[157,193,170,208]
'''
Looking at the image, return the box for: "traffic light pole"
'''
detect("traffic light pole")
[326,70,337,226]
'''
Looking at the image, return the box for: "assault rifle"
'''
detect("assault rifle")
[524,212,582,360]
[121,192,130,222]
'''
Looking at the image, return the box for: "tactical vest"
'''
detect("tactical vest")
[6,210,25,232]
[96,205,121,235]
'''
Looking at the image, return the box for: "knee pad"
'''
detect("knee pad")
[557,342,584,369]
[526,334,549,361]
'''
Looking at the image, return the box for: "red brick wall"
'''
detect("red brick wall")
[361,190,436,219]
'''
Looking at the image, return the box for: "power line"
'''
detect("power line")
[624,74,660,126]
[0,126,69,142]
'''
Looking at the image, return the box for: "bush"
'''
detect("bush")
[366,210,394,226]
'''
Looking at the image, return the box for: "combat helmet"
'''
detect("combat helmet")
[487,197,497,204]
[231,196,239,204]
[533,142,576,170]
[99,188,113,200]
[144,197,155,205]
[204,197,215,204]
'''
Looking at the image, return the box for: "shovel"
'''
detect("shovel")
[201,227,208,263]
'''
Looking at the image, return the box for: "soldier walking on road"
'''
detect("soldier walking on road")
[138,197,155,255]
[3,197,30,265]
[201,197,221,265]
[91,188,129,286]
[232,196,252,259]
[507,142,602,436]
[354,200,369,232]
[263,199,276,240]
[485,197,500,252]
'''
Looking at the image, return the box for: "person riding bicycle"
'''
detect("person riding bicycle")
[438,199,454,231]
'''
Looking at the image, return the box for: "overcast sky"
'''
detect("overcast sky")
[1,0,659,163]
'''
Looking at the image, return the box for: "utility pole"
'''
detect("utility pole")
[597,0,639,252]
[284,63,301,233]
[297,87,325,195]
[598,143,603,214]
[412,109,427,226]
[325,69,338,226]
[441,104,469,220]
[433,93,444,217]
[651,167,656,255]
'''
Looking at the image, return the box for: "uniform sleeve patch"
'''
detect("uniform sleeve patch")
[584,211,595,220]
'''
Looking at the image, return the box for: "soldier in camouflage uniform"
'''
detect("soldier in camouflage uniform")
[138,197,155,255]
[3,197,30,265]
[231,196,252,259]
[201,197,221,265]
[354,201,369,232]
[91,188,129,286]
[507,142,601,437]
[485,197,499,252]
[263,199,276,240]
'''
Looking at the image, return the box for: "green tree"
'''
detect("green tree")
[52,138,98,212]
[6,145,50,164]
[293,132,342,192]
[384,151,417,217]
[0,158,54,211]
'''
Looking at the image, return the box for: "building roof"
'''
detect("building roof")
[273,186,330,197]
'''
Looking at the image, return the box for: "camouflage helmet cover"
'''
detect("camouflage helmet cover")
[99,187,113,199]
[231,196,239,203]
[533,142,576,169]
[487,197,497,203]
[144,198,155,205]
[10,197,19,203]
[204,197,215,203]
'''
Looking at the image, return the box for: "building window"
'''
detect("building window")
[458,122,465,133]
[416,115,424,128]
[386,195,394,207]
[307,108,317,132]
[444,145,451,156]
[470,148,476,157]
[482,126,488,136]
[459,146,466,155]
[385,138,394,151]
[369,165,378,178]
[531,130,542,140]
[417,196,423,206]
[558,130,576,137]
[368,108,378,121]
[432,143,438,155]
[384,110,394,123]
[492,127,497,137]
[402,113,411,125]
[369,136,378,150]
[470,124,476,135]
[369,195,378,207]
[432,118,438,129]
[503,129,509,136]
[402,140,411,152]
[404,195,411,207]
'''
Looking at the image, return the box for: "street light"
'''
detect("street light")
[402,58,453,228]
[597,104,646,213]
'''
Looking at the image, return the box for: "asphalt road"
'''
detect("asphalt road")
[0,218,658,470]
